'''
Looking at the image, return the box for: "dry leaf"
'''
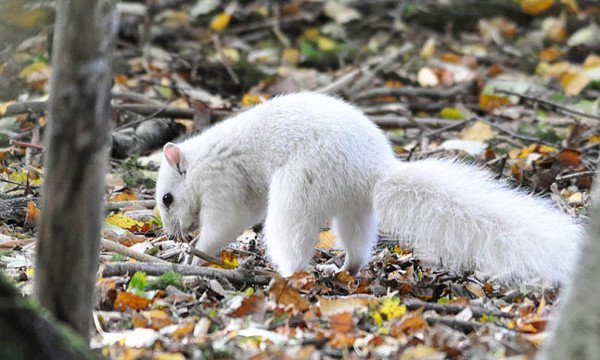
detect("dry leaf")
[210,12,231,32]
[317,229,336,249]
[24,200,40,230]
[269,277,310,311]
[560,71,591,95]
[460,121,494,141]
[329,311,353,333]
[417,67,439,87]
[521,0,554,14]
[114,291,153,311]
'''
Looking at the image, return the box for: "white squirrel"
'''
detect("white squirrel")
[156,92,583,282]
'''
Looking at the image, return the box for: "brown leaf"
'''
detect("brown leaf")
[269,277,310,311]
[329,311,353,333]
[390,315,428,336]
[24,200,39,230]
[113,291,152,311]
[229,294,267,317]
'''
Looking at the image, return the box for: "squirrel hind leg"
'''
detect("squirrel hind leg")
[333,209,378,275]
[263,170,324,277]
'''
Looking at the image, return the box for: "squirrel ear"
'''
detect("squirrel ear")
[163,143,182,169]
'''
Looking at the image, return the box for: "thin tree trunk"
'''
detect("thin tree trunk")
[539,173,600,359]
[35,0,117,342]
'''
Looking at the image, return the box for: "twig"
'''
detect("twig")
[185,244,229,268]
[317,67,363,95]
[211,34,240,85]
[4,101,230,120]
[424,316,484,333]
[104,199,156,212]
[423,118,473,138]
[495,89,600,122]
[355,80,474,101]
[10,140,45,151]
[555,171,596,181]
[100,239,168,263]
[478,116,556,147]
[370,115,458,129]
[404,299,515,319]
[348,43,414,96]
[100,262,273,285]
[114,105,169,131]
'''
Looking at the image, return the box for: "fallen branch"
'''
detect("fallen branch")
[100,239,168,264]
[495,89,600,122]
[404,299,515,319]
[555,171,596,182]
[3,101,230,120]
[100,262,273,285]
[104,200,156,212]
[370,116,458,129]
[478,116,557,147]
[355,81,474,101]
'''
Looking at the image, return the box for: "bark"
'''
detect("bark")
[0,274,99,360]
[539,172,600,359]
[34,0,117,342]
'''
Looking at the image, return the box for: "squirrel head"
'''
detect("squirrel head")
[156,142,199,240]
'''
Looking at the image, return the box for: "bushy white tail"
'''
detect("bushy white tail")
[373,159,583,283]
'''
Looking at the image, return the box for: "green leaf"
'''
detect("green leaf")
[439,107,465,120]
[127,271,147,296]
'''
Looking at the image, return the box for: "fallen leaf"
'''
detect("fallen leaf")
[417,67,439,87]
[318,295,376,316]
[210,12,231,32]
[521,0,554,14]
[317,229,336,249]
[24,200,39,230]
[460,121,493,141]
[329,312,353,333]
[114,291,152,311]
[269,277,310,311]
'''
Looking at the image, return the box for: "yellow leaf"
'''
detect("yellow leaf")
[106,213,145,230]
[282,48,299,66]
[460,121,494,141]
[560,71,591,96]
[222,47,240,62]
[303,27,319,40]
[110,190,137,202]
[420,37,436,60]
[154,353,186,360]
[210,12,231,32]
[0,101,14,116]
[479,93,510,112]
[241,93,268,106]
[317,36,336,51]
[18,60,48,80]
[439,107,465,120]
[379,297,406,320]
[371,311,384,326]
[521,0,554,14]
[400,345,442,360]
[587,134,600,144]
[583,54,600,69]
[317,230,336,249]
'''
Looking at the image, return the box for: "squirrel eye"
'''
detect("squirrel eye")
[162,193,174,208]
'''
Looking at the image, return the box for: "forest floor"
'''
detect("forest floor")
[1,0,600,359]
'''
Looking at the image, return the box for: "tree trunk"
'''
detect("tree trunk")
[35,0,117,342]
[0,274,99,360]
[539,173,600,359]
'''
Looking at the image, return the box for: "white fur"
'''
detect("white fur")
[156,92,583,282]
